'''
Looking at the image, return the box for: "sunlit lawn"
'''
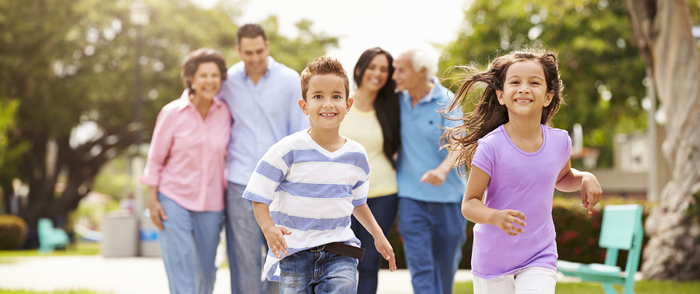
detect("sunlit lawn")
[454,280,700,293]
[0,241,100,264]
[0,242,108,294]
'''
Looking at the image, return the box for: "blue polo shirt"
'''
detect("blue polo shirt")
[397,77,466,203]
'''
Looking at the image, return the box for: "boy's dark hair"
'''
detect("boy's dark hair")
[181,48,227,93]
[300,56,349,100]
[442,48,564,169]
[237,24,267,45]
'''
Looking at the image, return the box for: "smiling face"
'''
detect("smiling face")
[392,52,425,93]
[359,54,390,92]
[237,36,269,77]
[299,74,353,132]
[188,62,222,101]
[496,60,553,120]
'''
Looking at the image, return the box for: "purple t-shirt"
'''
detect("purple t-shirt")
[470,124,571,279]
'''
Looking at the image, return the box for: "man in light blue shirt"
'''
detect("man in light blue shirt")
[218,23,308,294]
[392,48,467,294]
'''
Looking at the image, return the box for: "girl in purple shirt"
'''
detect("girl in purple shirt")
[441,49,603,294]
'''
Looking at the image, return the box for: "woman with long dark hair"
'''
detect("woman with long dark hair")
[339,47,401,294]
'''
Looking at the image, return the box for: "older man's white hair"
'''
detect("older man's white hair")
[407,48,438,80]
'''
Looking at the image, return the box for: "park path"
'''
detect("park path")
[0,255,475,294]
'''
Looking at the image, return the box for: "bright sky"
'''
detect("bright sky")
[193,0,471,76]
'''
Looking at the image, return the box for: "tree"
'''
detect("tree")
[441,0,648,167]
[623,0,700,281]
[0,0,337,236]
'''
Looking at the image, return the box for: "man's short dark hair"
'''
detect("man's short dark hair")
[237,24,267,45]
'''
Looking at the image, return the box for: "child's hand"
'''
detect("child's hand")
[374,236,397,271]
[262,225,291,258]
[581,173,603,214]
[491,209,526,236]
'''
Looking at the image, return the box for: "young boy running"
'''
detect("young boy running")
[243,56,397,294]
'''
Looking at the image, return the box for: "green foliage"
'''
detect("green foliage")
[260,16,339,73]
[0,214,28,250]
[441,0,648,168]
[0,0,338,226]
[0,99,19,169]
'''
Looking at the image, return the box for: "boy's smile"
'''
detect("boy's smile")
[299,74,353,132]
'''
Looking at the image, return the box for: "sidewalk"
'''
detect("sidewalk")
[0,255,473,294]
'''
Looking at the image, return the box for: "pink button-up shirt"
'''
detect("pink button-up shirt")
[140,90,232,212]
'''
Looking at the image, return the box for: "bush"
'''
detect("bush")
[383,196,651,269]
[0,214,28,250]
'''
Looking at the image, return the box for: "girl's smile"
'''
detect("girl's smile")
[497,60,553,119]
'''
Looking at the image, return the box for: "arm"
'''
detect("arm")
[555,159,603,214]
[147,186,166,230]
[352,204,397,271]
[461,166,527,236]
[141,108,175,230]
[252,202,291,259]
[420,139,460,187]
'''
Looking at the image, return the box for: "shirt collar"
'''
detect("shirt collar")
[237,56,276,79]
[401,77,438,104]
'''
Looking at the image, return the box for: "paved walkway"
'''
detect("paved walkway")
[0,255,474,294]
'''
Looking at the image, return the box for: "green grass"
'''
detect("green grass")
[454,280,700,293]
[0,242,100,264]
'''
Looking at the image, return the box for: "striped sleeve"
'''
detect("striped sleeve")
[242,145,291,205]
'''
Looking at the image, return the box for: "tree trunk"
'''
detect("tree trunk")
[18,124,132,232]
[623,0,700,280]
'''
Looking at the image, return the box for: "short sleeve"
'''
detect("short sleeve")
[471,141,494,177]
[242,145,289,205]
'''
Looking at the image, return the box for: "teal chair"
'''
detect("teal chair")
[37,218,70,253]
[557,204,644,294]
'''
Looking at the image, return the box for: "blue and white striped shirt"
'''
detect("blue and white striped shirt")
[243,130,370,281]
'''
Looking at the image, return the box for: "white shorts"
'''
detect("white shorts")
[473,267,557,294]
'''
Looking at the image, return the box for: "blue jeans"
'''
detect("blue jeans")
[398,198,467,294]
[350,194,398,294]
[279,250,357,294]
[224,182,279,294]
[158,193,224,294]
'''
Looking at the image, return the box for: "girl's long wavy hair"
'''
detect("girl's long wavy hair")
[442,49,564,169]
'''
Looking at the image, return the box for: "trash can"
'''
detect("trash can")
[101,214,138,257]
[139,217,161,257]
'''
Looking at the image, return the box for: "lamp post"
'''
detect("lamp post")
[130,1,149,217]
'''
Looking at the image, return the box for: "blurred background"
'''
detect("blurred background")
[1,0,699,280]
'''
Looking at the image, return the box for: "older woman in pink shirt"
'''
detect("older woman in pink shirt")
[140,48,231,294]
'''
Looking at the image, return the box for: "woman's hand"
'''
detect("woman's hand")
[146,186,167,230]
[490,209,526,236]
[148,198,167,231]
